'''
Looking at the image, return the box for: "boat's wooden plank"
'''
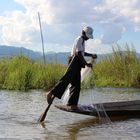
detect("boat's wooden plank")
[95,100,140,110]
[99,100,140,108]
[55,100,140,117]
[55,104,97,116]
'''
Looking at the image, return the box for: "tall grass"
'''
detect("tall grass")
[0,59,8,88]
[93,44,140,87]
[0,55,66,91]
[1,44,140,91]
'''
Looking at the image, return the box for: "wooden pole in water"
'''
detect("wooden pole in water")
[38,12,56,123]
[38,96,55,123]
[38,12,46,64]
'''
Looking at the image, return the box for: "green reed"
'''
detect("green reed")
[0,55,66,91]
[93,44,140,87]
[1,44,140,92]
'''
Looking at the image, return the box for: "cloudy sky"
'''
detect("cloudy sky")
[0,0,140,54]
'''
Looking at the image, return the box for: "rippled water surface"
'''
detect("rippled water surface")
[0,88,140,140]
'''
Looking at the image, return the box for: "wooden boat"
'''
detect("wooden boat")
[55,100,140,118]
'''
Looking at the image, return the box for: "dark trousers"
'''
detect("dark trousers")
[50,55,82,105]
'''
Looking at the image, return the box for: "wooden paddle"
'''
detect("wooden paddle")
[38,96,55,123]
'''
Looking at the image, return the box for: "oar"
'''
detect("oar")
[38,96,55,123]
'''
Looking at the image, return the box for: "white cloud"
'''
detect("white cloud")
[0,0,140,52]
[100,23,123,44]
[95,0,140,28]
[86,38,102,53]
[0,11,36,46]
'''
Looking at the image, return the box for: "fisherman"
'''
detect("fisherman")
[47,26,97,110]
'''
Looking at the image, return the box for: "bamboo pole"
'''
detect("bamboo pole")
[38,12,46,64]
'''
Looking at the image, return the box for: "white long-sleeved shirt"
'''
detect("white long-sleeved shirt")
[71,36,85,56]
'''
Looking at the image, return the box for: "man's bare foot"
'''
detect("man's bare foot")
[67,105,78,110]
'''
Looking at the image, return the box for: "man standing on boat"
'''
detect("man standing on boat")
[47,26,97,110]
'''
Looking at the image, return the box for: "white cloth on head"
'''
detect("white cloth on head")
[71,36,85,56]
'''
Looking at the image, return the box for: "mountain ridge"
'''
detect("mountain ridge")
[0,45,140,64]
[0,45,70,64]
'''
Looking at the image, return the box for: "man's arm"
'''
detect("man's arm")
[84,52,97,59]
[76,52,92,67]
[84,52,92,57]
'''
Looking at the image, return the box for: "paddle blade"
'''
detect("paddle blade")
[38,96,55,123]
[38,104,51,123]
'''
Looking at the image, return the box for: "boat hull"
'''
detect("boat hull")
[55,100,140,118]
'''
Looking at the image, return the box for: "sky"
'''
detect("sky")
[0,0,140,54]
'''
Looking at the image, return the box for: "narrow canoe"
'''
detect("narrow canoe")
[55,100,140,118]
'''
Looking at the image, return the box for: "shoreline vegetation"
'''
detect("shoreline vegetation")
[0,56,66,91]
[93,45,140,88]
[0,45,140,91]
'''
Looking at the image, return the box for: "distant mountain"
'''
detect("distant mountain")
[46,52,70,64]
[0,45,42,59]
[136,53,140,58]
[0,45,70,64]
[0,45,140,64]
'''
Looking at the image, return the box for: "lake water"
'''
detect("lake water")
[0,88,140,140]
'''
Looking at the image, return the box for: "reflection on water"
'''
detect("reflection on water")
[63,118,99,140]
[0,88,140,139]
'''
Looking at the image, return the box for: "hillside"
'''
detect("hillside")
[0,45,70,64]
[0,45,41,59]
[0,45,140,64]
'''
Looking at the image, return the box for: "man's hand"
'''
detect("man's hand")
[86,63,92,68]
[92,54,97,59]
